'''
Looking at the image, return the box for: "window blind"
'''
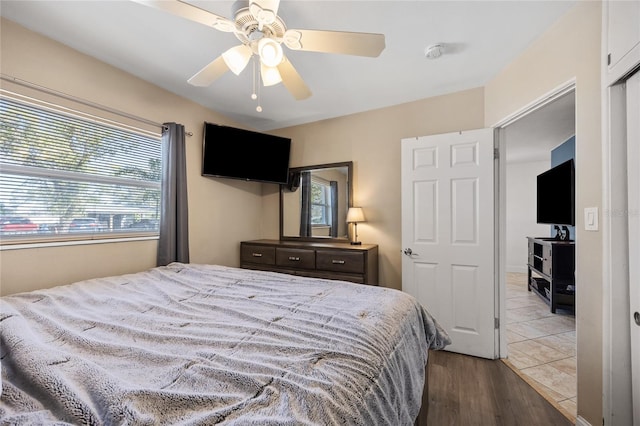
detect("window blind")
[0,97,161,243]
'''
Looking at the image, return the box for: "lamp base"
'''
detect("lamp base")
[350,241,362,245]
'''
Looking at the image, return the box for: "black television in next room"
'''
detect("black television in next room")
[536,159,575,226]
[202,122,291,185]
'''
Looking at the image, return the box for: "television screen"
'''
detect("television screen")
[536,159,575,226]
[202,122,291,185]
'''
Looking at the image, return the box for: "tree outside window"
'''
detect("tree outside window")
[0,97,161,241]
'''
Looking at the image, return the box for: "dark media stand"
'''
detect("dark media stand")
[527,237,575,313]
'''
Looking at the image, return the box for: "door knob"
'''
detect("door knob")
[403,248,418,257]
[634,312,640,326]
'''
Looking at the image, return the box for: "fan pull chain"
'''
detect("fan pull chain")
[251,57,258,101]
[250,57,262,113]
[256,72,262,113]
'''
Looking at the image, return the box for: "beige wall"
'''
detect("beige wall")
[0,18,266,295]
[485,2,602,424]
[262,88,485,289]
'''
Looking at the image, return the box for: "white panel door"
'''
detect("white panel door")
[401,128,496,359]
[626,70,640,426]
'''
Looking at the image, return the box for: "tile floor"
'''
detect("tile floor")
[503,272,577,422]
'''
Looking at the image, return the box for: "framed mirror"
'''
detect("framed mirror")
[280,162,353,241]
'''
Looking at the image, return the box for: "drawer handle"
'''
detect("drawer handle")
[288,256,300,261]
[251,253,263,258]
[332,260,346,265]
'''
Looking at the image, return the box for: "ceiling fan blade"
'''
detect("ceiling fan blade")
[249,0,281,27]
[284,29,385,57]
[131,0,237,32]
[188,56,230,87]
[277,57,311,100]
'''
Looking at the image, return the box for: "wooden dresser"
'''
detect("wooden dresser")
[240,239,378,285]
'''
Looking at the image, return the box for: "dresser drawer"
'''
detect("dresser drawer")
[276,248,316,270]
[241,244,276,265]
[241,240,378,286]
[316,250,364,274]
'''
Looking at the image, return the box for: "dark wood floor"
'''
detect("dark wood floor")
[426,350,573,426]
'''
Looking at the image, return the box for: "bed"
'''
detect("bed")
[0,263,450,425]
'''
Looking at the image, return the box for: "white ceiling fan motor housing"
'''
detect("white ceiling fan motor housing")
[233,6,286,49]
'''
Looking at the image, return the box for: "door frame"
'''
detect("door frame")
[491,79,576,357]
[602,78,636,425]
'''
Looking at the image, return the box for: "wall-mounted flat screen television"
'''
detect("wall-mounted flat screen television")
[202,122,291,185]
[536,159,575,226]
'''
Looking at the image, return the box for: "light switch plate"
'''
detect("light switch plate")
[584,207,599,231]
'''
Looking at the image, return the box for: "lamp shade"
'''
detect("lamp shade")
[258,38,283,68]
[260,63,282,86]
[346,207,365,223]
[221,44,253,75]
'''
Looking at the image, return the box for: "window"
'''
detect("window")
[310,177,332,226]
[0,97,161,244]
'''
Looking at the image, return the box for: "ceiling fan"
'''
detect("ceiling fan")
[132,0,385,101]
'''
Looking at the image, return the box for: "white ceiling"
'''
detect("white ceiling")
[1,0,577,134]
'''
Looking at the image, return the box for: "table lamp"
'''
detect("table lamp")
[346,207,365,245]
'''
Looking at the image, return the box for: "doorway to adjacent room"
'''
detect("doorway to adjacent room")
[499,88,577,422]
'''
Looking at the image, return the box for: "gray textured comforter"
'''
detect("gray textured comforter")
[0,263,450,425]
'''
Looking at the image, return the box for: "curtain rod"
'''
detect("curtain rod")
[1,73,165,130]
[162,124,193,137]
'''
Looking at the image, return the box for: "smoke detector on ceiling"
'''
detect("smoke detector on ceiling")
[424,43,445,59]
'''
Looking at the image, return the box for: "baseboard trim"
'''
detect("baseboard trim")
[575,416,592,426]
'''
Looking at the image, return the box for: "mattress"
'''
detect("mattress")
[0,263,450,425]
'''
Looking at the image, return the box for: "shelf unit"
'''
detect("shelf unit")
[527,236,575,313]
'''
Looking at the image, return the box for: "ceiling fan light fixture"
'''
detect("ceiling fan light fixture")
[258,37,283,68]
[134,0,385,102]
[221,44,253,75]
[260,62,282,86]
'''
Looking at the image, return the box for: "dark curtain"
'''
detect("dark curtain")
[330,181,338,237]
[288,171,301,192]
[157,123,190,266]
[299,171,312,237]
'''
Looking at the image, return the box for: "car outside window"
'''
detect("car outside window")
[0,97,162,244]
